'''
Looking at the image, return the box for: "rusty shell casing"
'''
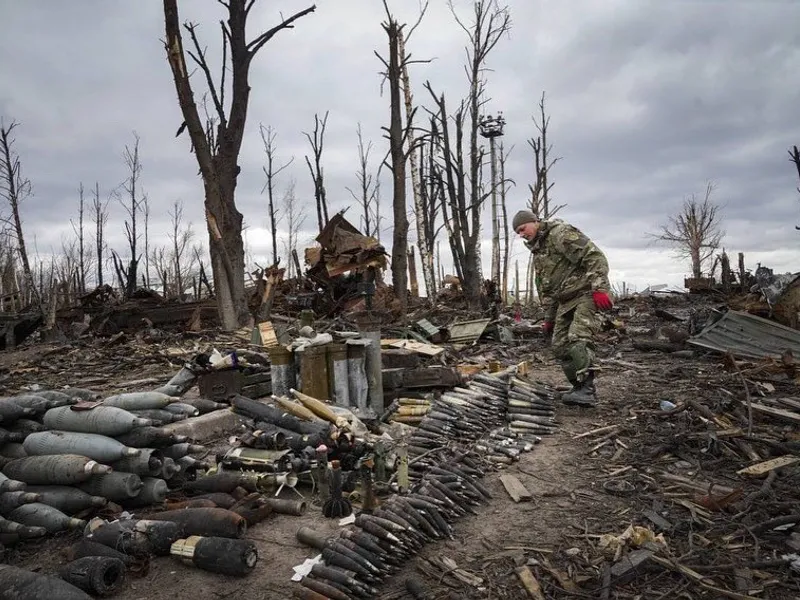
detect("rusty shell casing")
[178,398,227,414]
[123,477,168,507]
[305,575,353,600]
[164,403,199,418]
[25,485,106,514]
[67,539,133,565]
[161,443,205,460]
[146,507,247,539]
[171,535,258,577]
[31,390,76,406]
[0,472,26,493]
[182,472,244,494]
[10,419,45,435]
[58,388,102,401]
[0,491,40,512]
[57,556,126,597]
[296,526,329,550]
[0,429,24,446]
[115,426,186,449]
[102,392,174,411]
[43,406,151,436]
[300,577,350,600]
[231,395,330,436]
[8,502,85,533]
[2,455,110,486]
[186,492,237,509]
[111,448,163,478]
[127,409,182,424]
[23,431,140,463]
[263,497,307,516]
[165,498,217,510]
[230,494,272,526]
[0,565,94,600]
[0,516,47,538]
[86,518,181,556]
[293,588,333,600]
[78,472,143,502]
[0,400,36,422]
[320,547,372,580]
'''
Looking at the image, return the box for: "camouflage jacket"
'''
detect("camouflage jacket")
[526,219,611,321]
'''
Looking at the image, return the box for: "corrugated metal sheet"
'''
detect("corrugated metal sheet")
[688,310,800,360]
[448,318,491,344]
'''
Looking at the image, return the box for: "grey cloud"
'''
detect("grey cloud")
[1,0,798,292]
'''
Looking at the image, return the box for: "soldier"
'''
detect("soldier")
[512,209,613,407]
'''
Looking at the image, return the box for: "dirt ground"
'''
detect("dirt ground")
[3,313,800,599]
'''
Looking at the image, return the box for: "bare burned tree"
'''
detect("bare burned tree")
[163,0,315,329]
[303,111,329,233]
[790,145,800,229]
[0,120,40,309]
[378,8,410,313]
[525,92,562,303]
[417,116,444,298]
[281,179,306,279]
[426,0,511,307]
[346,123,380,238]
[91,182,110,288]
[70,184,88,294]
[142,194,151,287]
[499,141,513,300]
[260,124,293,264]
[528,92,563,219]
[652,182,725,279]
[394,2,435,302]
[169,199,196,299]
[150,245,170,297]
[111,133,144,298]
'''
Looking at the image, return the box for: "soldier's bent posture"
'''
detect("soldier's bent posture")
[512,210,613,407]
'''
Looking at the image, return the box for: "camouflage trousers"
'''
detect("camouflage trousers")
[550,294,602,383]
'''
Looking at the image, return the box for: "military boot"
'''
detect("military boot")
[561,371,597,407]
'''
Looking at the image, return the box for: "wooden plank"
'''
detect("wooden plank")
[751,403,800,424]
[500,474,532,503]
[737,455,800,477]
[257,321,279,348]
[389,339,444,356]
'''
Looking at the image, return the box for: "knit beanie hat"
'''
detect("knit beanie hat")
[512,209,538,231]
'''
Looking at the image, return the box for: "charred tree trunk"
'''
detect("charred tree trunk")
[118,134,143,299]
[0,122,40,311]
[260,124,293,265]
[303,112,329,234]
[499,141,510,302]
[382,17,409,313]
[92,182,108,288]
[163,0,315,329]
[72,184,87,293]
[398,27,434,302]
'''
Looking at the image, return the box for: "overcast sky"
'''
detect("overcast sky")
[1,0,799,293]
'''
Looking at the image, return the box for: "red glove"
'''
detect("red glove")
[592,290,613,311]
[541,321,554,335]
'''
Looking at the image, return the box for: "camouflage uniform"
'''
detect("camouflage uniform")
[526,219,611,386]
